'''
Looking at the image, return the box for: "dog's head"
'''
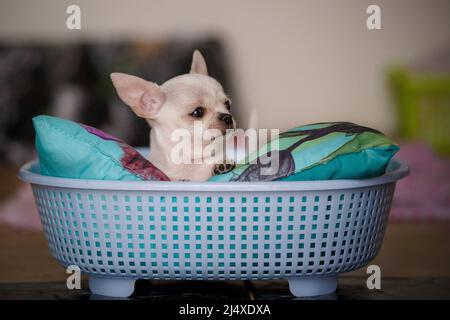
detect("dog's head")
[110,50,234,148]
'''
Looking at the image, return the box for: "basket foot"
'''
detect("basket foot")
[288,275,338,297]
[88,276,136,298]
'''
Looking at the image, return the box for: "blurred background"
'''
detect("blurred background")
[0,0,449,290]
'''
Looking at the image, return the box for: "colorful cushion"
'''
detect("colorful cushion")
[33,115,170,181]
[208,122,399,182]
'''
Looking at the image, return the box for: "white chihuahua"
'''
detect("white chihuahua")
[111,50,235,181]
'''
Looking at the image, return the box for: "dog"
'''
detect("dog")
[110,50,235,181]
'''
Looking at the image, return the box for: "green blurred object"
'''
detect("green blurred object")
[389,67,450,155]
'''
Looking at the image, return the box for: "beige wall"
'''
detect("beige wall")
[1,0,450,134]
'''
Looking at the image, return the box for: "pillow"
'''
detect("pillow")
[208,122,399,182]
[33,115,170,181]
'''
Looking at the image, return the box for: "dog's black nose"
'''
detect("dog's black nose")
[218,113,233,125]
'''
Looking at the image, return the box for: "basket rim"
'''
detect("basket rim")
[18,157,409,192]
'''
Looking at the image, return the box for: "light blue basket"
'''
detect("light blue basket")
[19,153,408,298]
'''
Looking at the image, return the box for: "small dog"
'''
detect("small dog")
[111,50,235,181]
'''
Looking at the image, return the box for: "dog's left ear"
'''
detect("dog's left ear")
[110,73,166,119]
[190,50,208,76]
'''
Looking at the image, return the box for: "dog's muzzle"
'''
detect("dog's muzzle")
[218,113,233,126]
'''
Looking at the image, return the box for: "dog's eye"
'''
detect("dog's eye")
[191,106,205,118]
[225,100,231,110]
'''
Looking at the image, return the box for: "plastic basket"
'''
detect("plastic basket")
[19,155,408,298]
[390,68,450,155]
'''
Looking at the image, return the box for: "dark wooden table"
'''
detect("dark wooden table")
[1,277,450,300]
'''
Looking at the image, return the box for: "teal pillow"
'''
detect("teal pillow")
[33,115,169,181]
[208,122,399,182]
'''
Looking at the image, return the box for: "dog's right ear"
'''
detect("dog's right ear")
[190,50,208,76]
[110,73,165,119]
